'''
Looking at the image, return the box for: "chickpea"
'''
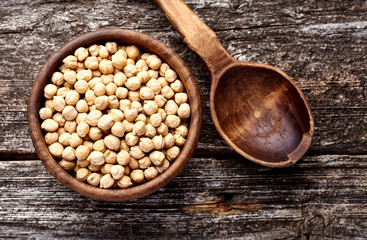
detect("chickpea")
[178,103,191,118]
[149,151,165,166]
[69,133,83,148]
[147,55,162,70]
[87,173,102,186]
[94,82,106,96]
[112,49,127,69]
[137,70,149,83]
[44,132,58,145]
[57,127,66,136]
[130,169,145,183]
[77,159,89,168]
[85,90,96,105]
[52,96,66,112]
[106,42,118,54]
[165,69,177,82]
[117,150,130,166]
[44,84,57,99]
[165,115,181,128]
[154,95,167,108]
[114,72,127,86]
[62,146,76,161]
[59,159,76,171]
[119,140,129,152]
[128,90,140,102]
[51,72,64,85]
[129,157,139,170]
[158,77,169,88]
[101,74,114,85]
[159,63,170,77]
[76,168,90,182]
[99,59,114,74]
[175,125,188,138]
[89,127,103,141]
[62,106,78,121]
[111,165,125,180]
[140,86,155,100]
[175,134,186,146]
[156,123,169,136]
[162,133,174,148]
[107,109,124,122]
[111,122,125,138]
[52,113,66,127]
[133,121,146,136]
[166,146,180,161]
[95,95,109,110]
[124,165,131,175]
[104,134,120,151]
[117,175,133,189]
[64,120,77,134]
[124,108,138,122]
[75,145,90,161]
[135,113,147,123]
[65,90,80,105]
[58,132,71,146]
[126,45,140,60]
[84,56,99,70]
[143,100,158,116]
[63,55,78,69]
[136,59,148,72]
[41,119,59,132]
[144,166,158,180]
[131,101,143,112]
[152,135,165,150]
[116,87,128,99]
[129,145,145,160]
[104,150,117,164]
[125,132,139,146]
[156,159,170,173]
[74,80,89,94]
[106,83,117,96]
[76,121,89,138]
[100,163,114,175]
[125,76,141,91]
[138,156,152,169]
[86,110,102,126]
[119,99,131,111]
[171,80,184,93]
[48,142,64,158]
[89,163,102,172]
[64,69,77,84]
[88,151,105,165]
[122,119,134,133]
[45,100,55,112]
[57,87,68,98]
[148,70,158,79]
[88,44,99,56]
[83,141,94,152]
[145,124,157,138]
[161,86,175,99]
[138,138,154,153]
[98,45,109,58]
[92,70,102,77]
[140,52,151,60]
[175,92,188,105]
[165,100,179,115]
[123,64,137,78]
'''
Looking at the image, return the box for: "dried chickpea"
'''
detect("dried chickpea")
[48,142,64,158]
[112,49,127,69]
[97,114,115,130]
[116,87,128,99]
[52,96,66,112]
[44,84,57,99]
[86,110,102,126]
[124,108,138,122]
[104,150,117,164]
[75,145,90,161]
[111,122,125,138]
[152,135,165,150]
[147,55,162,70]
[122,119,134,133]
[171,80,184,93]
[159,63,170,77]
[144,166,158,180]
[101,163,114,175]
[135,113,147,123]
[140,86,155,100]
[117,150,130,166]
[161,86,174,99]
[149,151,165,166]
[145,124,157,138]
[58,132,71,146]
[139,138,154,153]
[88,44,99,56]
[62,106,78,121]
[140,52,151,60]
[130,169,145,183]
[52,113,65,127]
[85,90,96,105]
[158,77,169,88]
[75,99,88,113]
[123,64,137,78]
[95,95,109,110]
[45,132,58,145]
[156,123,169,136]
[93,139,106,152]
[45,99,55,112]
[94,82,106,96]
[74,47,89,61]
[62,146,76,161]
[101,74,114,85]
[111,165,125,180]
[59,159,76,171]
[108,109,124,122]
[148,70,158,79]
[77,159,89,168]
[41,119,59,132]
[76,121,89,138]
[51,72,64,85]
[88,164,101,172]
[69,133,83,148]
[119,140,129,152]
[117,175,133,188]
[131,101,143,112]
[76,69,92,81]
[57,127,66,136]
[63,55,78,69]
[165,100,179,115]
[165,69,177,82]
[126,45,140,60]
[119,99,131,111]
[143,100,158,116]
[133,121,146,136]
[125,76,141,91]
[87,173,102,186]
[137,70,149,83]
[136,59,148,72]
[83,141,94,152]
[114,72,127,86]
[99,59,114,74]
[138,157,151,169]
[88,151,105,165]
[128,90,140,102]
[130,146,145,160]
[89,127,103,141]
[98,45,109,58]
[106,83,117,96]
[174,92,188,105]
[64,120,76,134]
[57,87,68,98]
[65,90,80,105]
[178,103,191,118]
[106,42,118,54]
[175,134,186,146]
[92,70,102,77]
[125,132,139,146]
[104,134,120,151]
[165,115,181,128]
[129,157,139,170]
[76,168,90,181]
[175,125,188,138]
[156,159,170,173]
[124,165,131,175]
[84,56,99,70]
[166,146,180,161]
[64,69,77,84]
[154,95,167,108]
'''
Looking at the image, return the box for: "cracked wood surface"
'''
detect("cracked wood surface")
[0,0,367,239]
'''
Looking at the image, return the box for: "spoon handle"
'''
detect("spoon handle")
[154,0,234,75]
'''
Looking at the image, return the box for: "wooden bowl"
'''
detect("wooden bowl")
[28,29,202,201]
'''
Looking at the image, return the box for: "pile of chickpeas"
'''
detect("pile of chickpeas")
[39,42,190,189]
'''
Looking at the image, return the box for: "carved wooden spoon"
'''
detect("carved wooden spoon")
[154,0,314,167]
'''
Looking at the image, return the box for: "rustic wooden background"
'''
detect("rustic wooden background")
[1,0,367,239]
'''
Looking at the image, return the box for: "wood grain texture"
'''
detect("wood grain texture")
[0,0,366,157]
[1,155,367,239]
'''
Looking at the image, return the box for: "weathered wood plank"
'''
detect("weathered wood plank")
[0,0,366,157]
[1,155,367,239]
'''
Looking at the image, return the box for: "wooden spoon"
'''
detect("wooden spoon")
[154,0,314,167]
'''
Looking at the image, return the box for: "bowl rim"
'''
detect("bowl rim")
[28,28,202,201]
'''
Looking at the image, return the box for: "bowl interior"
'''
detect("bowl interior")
[28,28,202,201]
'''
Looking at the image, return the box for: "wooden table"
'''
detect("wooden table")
[1,0,366,238]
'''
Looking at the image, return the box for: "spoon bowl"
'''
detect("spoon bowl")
[155,0,314,167]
